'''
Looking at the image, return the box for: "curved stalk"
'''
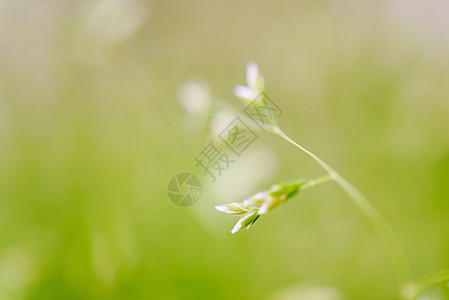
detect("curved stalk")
[274,128,411,288]
[403,270,449,299]
[301,174,334,190]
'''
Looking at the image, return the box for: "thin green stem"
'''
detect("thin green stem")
[403,270,449,299]
[274,128,411,288]
[302,174,334,190]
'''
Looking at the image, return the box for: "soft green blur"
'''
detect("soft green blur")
[1,1,449,299]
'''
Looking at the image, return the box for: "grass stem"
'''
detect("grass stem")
[274,127,411,291]
[301,174,334,190]
[402,270,449,299]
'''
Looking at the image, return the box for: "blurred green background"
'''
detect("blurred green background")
[1,0,449,299]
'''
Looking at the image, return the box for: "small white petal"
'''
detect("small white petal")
[215,203,250,215]
[231,212,256,234]
[253,191,269,199]
[231,203,251,212]
[258,202,269,215]
[231,219,244,234]
[215,205,233,214]
[246,61,265,92]
[258,197,279,215]
[243,192,270,206]
[246,61,259,91]
[246,214,259,229]
[233,85,257,101]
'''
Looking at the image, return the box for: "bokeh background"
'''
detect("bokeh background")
[1,0,449,299]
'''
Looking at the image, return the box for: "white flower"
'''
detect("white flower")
[177,80,211,115]
[215,203,260,234]
[243,188,285,216]
[231,211,259,234]
[233,62,265,103]
[242,191,272,207]
[243,180,307,215]
[177,79,212,132]
[215,178,310,233]
[214,203,256,216]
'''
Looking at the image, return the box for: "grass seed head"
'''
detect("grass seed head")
[215,178,309,233]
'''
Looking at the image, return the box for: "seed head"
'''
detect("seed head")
[215,202,258,216]
[215,202,260,234]
[231,211,260,234]
[244,179,308,215]
[215,178,309,233]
